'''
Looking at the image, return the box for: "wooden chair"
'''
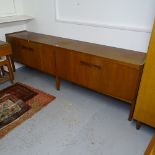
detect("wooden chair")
[0,41,14,83]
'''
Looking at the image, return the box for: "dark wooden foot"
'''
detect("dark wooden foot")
[128,103,136,121]
[56,76,61,90]
[136,121,142,130]
[128,110,133,121]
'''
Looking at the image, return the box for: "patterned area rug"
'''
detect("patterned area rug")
[0,82,55,138]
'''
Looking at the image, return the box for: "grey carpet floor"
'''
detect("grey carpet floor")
[0,67,154,155]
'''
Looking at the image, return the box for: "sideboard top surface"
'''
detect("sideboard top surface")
[6,31,146,67]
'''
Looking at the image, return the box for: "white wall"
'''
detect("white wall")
[23,0,155,53]
[0,22,26,41]
[0,0,26,69]
[0,0,26,41]
[56,0,154,33]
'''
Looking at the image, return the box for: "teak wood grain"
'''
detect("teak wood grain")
[133,22,155,128]
[145,134,155,155]
[56,48,142,104]
[20,39,42,69]
[6,31,146,120]
[40,44,55,75]
[6,31,145,67]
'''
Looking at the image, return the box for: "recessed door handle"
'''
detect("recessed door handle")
[80,60,101,69]
[22,45,34,51]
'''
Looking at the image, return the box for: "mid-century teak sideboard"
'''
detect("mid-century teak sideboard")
[6,31,146,120]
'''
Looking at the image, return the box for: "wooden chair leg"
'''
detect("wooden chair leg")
[136,121,142,130]
[0,66,5,76]
[7,56,15,72]
[9,56,16,72]
[7,56,14,80]
[56,76,61,90]
[6,62,14,83]
[11,57,16,72]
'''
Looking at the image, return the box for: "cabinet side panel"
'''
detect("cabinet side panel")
[134,22,155,127]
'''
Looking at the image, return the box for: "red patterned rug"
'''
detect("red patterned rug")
[0,82,55,138]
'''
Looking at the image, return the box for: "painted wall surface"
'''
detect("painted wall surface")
[56,0,154,33]
[0,0,26,68]
[0,22,26,41]
[0,0,26,41]
[23,0,155,52]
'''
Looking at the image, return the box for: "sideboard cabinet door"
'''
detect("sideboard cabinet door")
[56,48,141,103]
[40,44,56,75]
[10,38,23,63]
[71,52,141,103]
[56,48,73,81]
